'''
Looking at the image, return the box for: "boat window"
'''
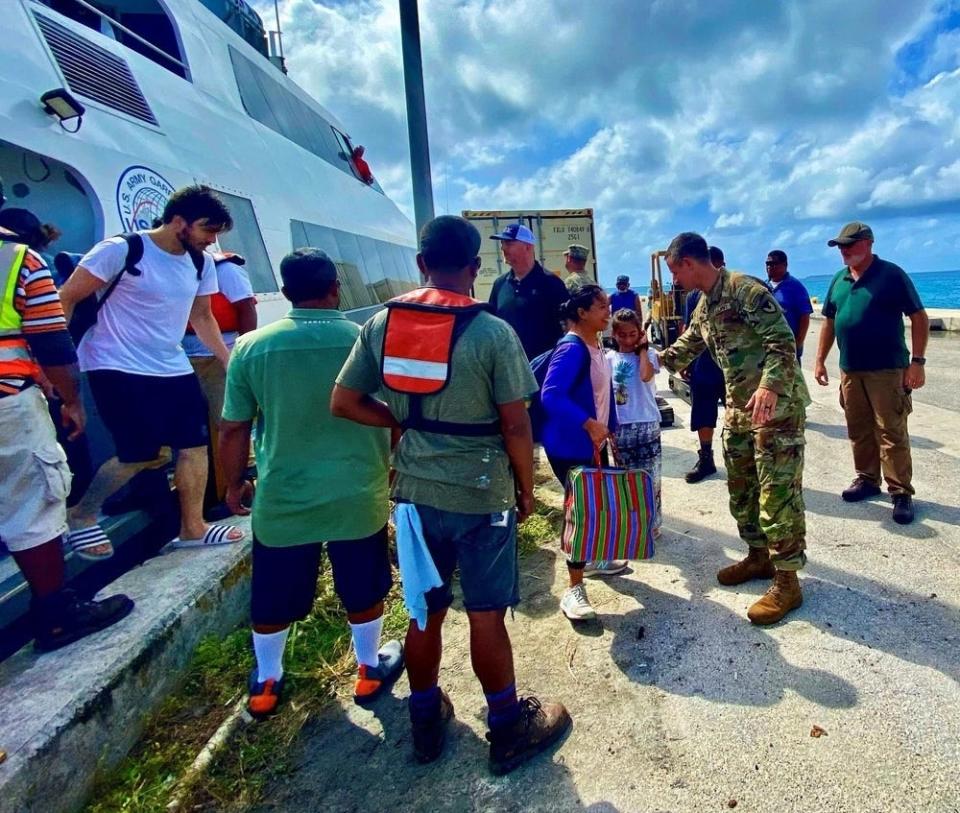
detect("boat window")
[214,192,278,293]
[37,0,189,79]
[291,220,418,308]
[229,47,383,191]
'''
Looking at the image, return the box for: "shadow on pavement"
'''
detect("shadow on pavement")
[805,420,944,451]
[802,487,957,539]
[250,690,591,813]
[608,517,959,697]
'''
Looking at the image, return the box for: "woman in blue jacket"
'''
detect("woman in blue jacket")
[542,284,620,622]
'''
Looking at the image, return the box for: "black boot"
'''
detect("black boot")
[33,588,135,652]
[685,448,717,483]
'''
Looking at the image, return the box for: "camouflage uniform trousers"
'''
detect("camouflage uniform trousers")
[721,410,806,571]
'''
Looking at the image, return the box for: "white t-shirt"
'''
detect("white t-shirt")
[606,348,660,424]
[183,260,254,358]
[78,233,218,376]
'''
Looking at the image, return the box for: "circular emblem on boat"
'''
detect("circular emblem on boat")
[115,165,175,231]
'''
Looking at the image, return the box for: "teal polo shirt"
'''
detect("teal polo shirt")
[822,256,923,372]
[222,308,390,547]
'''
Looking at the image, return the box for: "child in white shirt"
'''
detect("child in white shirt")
[606,308,662,536]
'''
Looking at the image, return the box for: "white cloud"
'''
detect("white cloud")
[257,0,960,282]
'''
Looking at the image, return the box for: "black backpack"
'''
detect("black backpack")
[56,233,204,345]
[527,334,590,442]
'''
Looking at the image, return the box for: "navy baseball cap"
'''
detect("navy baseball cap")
[490,223,536,244]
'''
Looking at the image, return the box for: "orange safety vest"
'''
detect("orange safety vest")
[381,287,500,436]
[0,240,41,384]
[186,255,245,335]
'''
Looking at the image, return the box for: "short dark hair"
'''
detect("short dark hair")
[280,247,338,301]
[419,216,481,273]
[767,249,788,264]
[560,283,605,322]
[665,232,710,264]
[708,245,725,267]
[162,185,233,231]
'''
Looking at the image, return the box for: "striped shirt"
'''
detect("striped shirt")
[0,248,76,398]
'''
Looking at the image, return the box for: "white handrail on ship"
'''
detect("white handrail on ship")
[46,0,189,70]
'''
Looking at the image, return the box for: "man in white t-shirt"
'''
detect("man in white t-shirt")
[59,185,246,556]
[184,252,257,505]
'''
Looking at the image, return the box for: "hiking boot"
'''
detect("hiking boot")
[841,477,881,502]
[247,669,285,720]
[892,494,915,525]
[716,547,775,587]
[560,584,596,621]
[33,589,135,653]
[685,448,717,483]
[747,570,803,625]
[354,640,404,705]
[582,560,629,577]
[487,696,572,776]
[411,690,454,764]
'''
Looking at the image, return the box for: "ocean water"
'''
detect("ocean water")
[799,268,960,309]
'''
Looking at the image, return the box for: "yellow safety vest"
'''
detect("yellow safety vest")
[0,240,40,381]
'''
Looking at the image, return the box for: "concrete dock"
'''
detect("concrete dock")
[254,323,960,813]
[1,324,957,812]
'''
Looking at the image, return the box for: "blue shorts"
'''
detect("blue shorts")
[250,526,391,624]
[414,504,520,614]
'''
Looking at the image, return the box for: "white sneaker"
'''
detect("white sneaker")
[582,560,629,577]
[560,584,597,620]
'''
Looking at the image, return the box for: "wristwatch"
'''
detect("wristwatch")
[911,356,926,366]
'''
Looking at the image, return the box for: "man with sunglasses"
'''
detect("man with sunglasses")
[815,222,928,525]
[765,250,812,359]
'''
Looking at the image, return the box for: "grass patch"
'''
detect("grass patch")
[86,495,562,813]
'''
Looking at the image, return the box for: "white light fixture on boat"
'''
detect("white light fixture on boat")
[40,89,85,132]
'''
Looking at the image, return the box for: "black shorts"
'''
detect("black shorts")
[250,526,392,625]
[689,374,726,432]
[87,370,209,463]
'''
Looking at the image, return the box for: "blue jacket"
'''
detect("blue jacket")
[541,334,618,461]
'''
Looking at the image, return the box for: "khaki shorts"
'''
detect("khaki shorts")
[0,387,71,552]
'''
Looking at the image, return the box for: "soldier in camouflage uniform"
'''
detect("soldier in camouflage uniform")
[659,233,809,625]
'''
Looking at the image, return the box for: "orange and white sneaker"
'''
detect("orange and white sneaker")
[247,670,285,720]
[354,640,404,706]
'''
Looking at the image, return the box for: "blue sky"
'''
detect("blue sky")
[256,0,960,286]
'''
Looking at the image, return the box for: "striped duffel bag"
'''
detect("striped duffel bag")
[560,460,656,562]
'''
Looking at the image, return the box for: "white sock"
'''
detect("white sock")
[350,616,383,669]
[253,627,290,683]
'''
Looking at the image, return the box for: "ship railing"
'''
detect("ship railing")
[49,0,188,72]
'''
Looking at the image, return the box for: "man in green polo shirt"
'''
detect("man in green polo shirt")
[219,248,403,719]
[814,222,929,525]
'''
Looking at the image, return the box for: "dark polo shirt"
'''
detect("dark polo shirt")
[488,261,568,359]
[822,256,923,372]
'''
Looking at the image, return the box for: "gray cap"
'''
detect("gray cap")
[564,243,589,260]
[828,221,874,247]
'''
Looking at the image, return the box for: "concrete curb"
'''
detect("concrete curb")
[0,521,251,813]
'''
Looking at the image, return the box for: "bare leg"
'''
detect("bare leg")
[467,609,515,694]
[698,427,714,445]
[175,445,210,540]
[405,609,447,691]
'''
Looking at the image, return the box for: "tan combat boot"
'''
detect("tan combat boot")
[716,546,775,586]
[747,570,803,625]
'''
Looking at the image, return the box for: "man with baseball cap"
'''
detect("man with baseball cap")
[610,274,643,317]
[487,223,568,359]
[815,222,928,524]
[332,216,571,774]
[563,243,593,292]
[220,248,402,719]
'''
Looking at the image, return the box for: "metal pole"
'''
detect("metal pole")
[399,0,435,237]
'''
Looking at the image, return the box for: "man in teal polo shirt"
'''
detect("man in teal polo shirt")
[814,222,929,524]
[220,248,403,719]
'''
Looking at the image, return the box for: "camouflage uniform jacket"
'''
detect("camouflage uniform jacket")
[660,268,810,431]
